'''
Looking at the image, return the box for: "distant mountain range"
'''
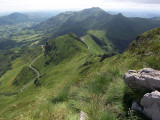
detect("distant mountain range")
[0,12,58,25]
[151,17,160,20]
[0,12,30,25]
[108,10,160,18]
[0,7,160,52]
[32,7,160,51]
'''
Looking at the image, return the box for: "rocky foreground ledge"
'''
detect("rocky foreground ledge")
[124,68,160,90]
[124,68,160,120]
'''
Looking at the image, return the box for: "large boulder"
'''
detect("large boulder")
[124,68,160,119]
[141,91,160,120]
[123,68,160,90]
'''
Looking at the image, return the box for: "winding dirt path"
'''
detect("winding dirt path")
[29,58,40,78]
[41,45,45,51]
[82,37,91,53]
[20,45,45,92]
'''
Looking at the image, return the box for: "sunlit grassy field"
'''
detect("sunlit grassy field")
[0,27,160,119]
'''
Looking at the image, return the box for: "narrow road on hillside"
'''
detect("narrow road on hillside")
[82,37,91,53]
[29,58,40,78]
[20,45,45,92]
[41,45,45,51]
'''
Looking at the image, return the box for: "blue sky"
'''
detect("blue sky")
[0,0,160,12]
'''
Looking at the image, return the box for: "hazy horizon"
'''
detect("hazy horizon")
[0,0,160,13]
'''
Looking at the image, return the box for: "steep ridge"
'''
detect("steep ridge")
[82,30,116,55]
[101,13,160,51]
[31,7,160,52]
[44,33,88,64]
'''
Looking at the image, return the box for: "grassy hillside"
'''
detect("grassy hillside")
[44,33,88,64]
[0,27,159,119]
[0,50,15,77]
[82,30,116,55]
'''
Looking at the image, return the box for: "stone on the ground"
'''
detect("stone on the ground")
[123,68,160,90]
[141,91,160,120]
[80,111,88,120]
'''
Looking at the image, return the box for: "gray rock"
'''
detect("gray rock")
[141,91,160,120]
[131,102,142,112]
[145,52,153,56]
[80,111,88,120]
[141,91,160,107]
[123,68,160,90]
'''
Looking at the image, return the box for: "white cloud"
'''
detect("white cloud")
[0,0,160,12]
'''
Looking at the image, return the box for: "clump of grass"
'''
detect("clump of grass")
[128,58,145,70]
[71,93,116,120]
[146,56,160,70]
[52,87,70,104]
[109,67,121,76]
[85,74,113,94]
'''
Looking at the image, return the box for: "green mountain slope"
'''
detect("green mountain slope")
[33,11,74,31]
[101,13,160,51]
[0,50,15,77]
[82,30,116,55]
[0,33,90,119]
[44,33,88,64]
[0,27,159,119]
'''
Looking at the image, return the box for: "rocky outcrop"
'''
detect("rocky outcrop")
[124,68,160,120]
[131,91,160,120]
[141,91,160,120]
[124,68,160,90]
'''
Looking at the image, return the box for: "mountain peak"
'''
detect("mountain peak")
[9,12,24,16]
[117,13,124,17]
[10,12,21,15]
[8,12,29,19]
[90,7,103,11]
[82,7,104,12]
[113,13,126,20]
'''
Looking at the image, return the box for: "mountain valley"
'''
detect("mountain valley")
[0,7,160,120]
